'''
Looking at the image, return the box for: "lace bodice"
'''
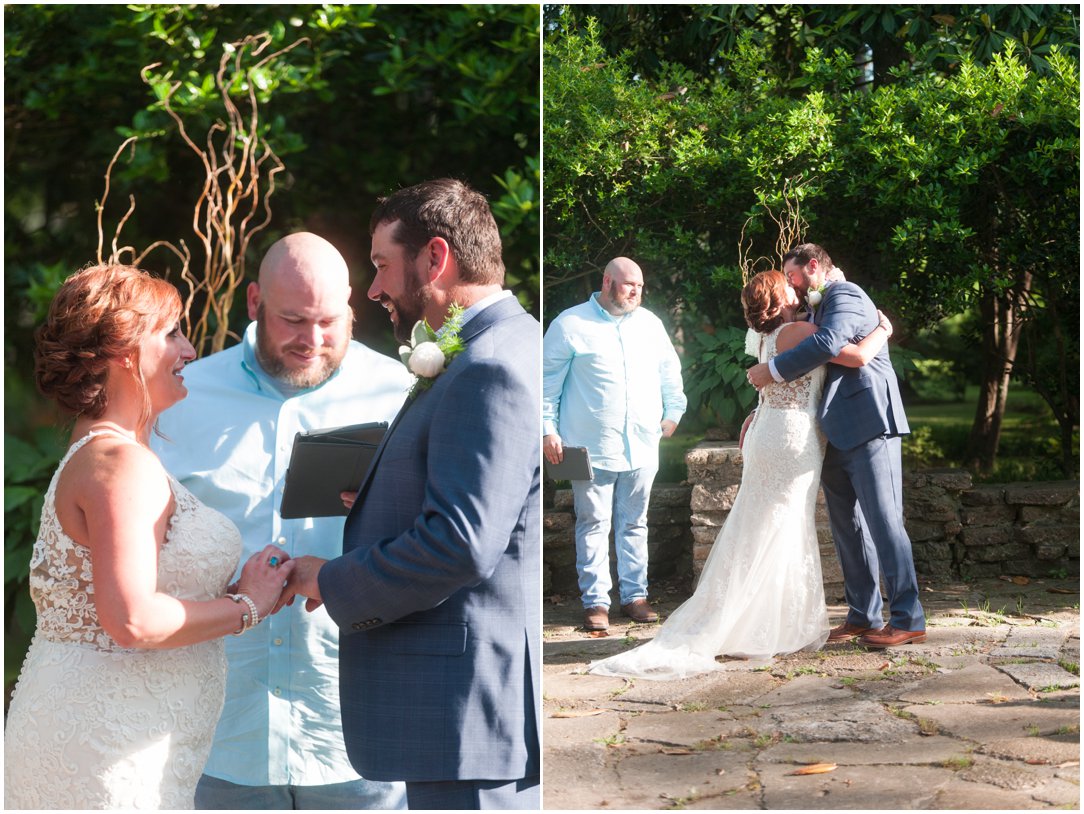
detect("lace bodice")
[6,429,242,809]
[28,430,241,652]
[754,324,825,412]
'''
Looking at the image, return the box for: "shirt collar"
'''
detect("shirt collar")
[443,289,514,334]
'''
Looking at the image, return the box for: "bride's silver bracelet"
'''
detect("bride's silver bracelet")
[227,593,261,635]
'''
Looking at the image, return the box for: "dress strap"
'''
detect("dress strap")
[57,429,141,475]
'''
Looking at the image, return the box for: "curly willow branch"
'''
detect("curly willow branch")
[737,177,812,285]
[98,34,306,358]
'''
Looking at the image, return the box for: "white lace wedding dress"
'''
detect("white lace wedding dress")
[4,430,242,809]
[589,325,830,680]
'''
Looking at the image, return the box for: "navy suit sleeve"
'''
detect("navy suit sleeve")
[318,348,539,628]
[773,283,873,381]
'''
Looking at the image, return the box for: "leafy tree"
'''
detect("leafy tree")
[545,4,1079,86]
[831,46,1079,473]
[6,4,540,392]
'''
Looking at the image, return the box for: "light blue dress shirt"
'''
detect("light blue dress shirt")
[542,293,686,472]
[154,322,413,787]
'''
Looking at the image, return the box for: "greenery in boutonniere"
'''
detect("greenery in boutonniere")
[398,303,466,397]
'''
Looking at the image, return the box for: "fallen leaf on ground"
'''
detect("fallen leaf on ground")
[1057,760,1079,768]
[1047,587,1075,594]
[1026,758,1049,765]
[660,748,693,755]
[985,693,1011,704]
[788,763,837,776]
[878,662,890,671]
[999,574,1030,584]
[551,709,606,719]
[586,630,609,638]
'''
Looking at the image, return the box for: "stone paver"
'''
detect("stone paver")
[996,660,1081,692]
[899,662,1033,703]
[543,576,1082,810]
[992,625,1071,660]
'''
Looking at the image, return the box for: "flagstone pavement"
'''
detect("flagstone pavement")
[542,576,1080,810]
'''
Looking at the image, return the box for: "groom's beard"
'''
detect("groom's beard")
[383,279,434,343]
[792,271,814,298]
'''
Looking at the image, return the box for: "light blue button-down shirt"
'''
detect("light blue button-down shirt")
[542,293,686,472]
[154,322,412,786]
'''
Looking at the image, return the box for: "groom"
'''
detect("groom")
[747,243,926,649]
[280,179,541,809]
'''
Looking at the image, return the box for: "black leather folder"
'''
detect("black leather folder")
[279,422,388,518]
[544,445,594,482]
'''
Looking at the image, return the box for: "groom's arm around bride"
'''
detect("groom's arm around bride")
[281,179,541,811]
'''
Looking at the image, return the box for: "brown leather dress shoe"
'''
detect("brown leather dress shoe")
[583,606,609,631]
[620,599,659,623]
[857,625,927,649]
[827,622,878,643]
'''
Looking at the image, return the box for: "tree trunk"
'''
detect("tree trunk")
[966,276,1031,474]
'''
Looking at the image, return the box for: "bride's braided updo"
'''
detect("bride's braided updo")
[34,264,182,420]
[741,270,790,334]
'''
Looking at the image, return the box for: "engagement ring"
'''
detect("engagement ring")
[269,556,280,567]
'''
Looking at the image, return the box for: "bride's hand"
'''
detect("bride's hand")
[876,310,893,338]
[236,545,295,619]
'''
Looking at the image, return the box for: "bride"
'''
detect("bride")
[589,270,892,680]
[5,264,296,809]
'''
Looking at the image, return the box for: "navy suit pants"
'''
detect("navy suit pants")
[820,435,925,632]
[405,776,540,810]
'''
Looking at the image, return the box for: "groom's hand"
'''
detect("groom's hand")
[747,363,773,390]
[275,555,327,614]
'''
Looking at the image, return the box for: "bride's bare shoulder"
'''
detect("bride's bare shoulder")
[776,321,816,353]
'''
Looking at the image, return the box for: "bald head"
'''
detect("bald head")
[257,232,350,294]
[247,232,354,388]
[599,256,644,316]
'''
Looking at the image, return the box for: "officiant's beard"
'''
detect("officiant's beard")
[255,304,351,388]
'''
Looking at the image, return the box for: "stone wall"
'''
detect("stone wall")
[542,481,692,597]
[542,441,1080,600]
[684,440,1079,589]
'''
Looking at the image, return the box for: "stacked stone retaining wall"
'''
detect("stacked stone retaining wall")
[542,440,1079,599]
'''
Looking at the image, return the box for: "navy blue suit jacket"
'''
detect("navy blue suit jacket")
[318,295,541,783]
[773,281,909,450]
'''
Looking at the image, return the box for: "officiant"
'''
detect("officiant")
[542,257,687,633]
[155,232,412,809]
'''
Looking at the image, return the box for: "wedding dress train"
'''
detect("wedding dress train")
[4,430,242,809]
[589,325,829,680]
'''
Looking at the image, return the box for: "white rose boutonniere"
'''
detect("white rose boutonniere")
[399,303,466,398]
[806,266,846,310]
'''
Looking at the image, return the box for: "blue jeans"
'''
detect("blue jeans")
[571,466,658,608]
[195,774,407,810]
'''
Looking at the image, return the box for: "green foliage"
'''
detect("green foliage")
[5,4,540,369]
[546,5,1079,86]
[683,326,759,431]
[5,428,67,682]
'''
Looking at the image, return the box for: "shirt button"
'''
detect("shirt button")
[273,638,283,646]
[273,688,283,697]
[276,537,286,545]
